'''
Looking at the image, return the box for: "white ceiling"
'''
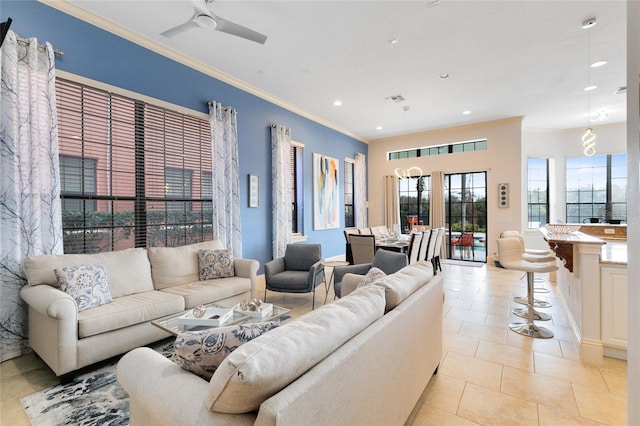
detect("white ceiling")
[64,0,627,141]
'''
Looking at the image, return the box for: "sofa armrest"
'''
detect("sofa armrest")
[20,285,79,375]
[117,348,256,425]
[333,263,372,285]
[234,258,259,299]
[20,284,77,320]
[340,273,365,297]
[264,257,285,282]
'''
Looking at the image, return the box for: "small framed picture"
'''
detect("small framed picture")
[249,174,259,208]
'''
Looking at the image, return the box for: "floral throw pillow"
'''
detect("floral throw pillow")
[175,321,281,380]
[356,267,387,289]
[198,249,235,280]
[54,263,113,312]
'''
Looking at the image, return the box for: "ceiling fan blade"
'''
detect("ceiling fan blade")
[161,19,199,38]
[212,14,267,44]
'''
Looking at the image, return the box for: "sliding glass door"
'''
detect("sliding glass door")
[444,172,487,263]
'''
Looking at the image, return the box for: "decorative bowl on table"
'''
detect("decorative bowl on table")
[545,224,580,235]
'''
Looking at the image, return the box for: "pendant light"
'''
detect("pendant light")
[581,17,597,156]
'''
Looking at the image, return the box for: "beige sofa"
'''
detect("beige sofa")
[20,240,258,377]
[117,261,443,425]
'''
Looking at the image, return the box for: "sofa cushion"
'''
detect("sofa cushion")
[24,248,154,298]
[160,277,251,309]
[77,290,184,338]
[205,284,385,413]
[377,261,434,311]
[175,321,281,380]
[54,263,113,312]
[356,267,386,288]
[148,240,225,289]
[199,249,235,280]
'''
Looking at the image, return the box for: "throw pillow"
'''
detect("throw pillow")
[357,267,387,288]
[175,321,281,380]
[54,263,113,312]
[198,249,235,280]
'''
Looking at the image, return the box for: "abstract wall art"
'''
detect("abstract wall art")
[313,153,340,230]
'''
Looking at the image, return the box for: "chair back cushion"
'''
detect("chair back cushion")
[283,244,321,271]
[349,234,376,265]
[371,249,408,275]
[205,284,385,413]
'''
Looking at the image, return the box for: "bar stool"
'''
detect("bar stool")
[500,230,555,294]
[497,237,559,339]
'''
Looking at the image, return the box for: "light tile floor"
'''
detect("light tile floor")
[0,261,627,425]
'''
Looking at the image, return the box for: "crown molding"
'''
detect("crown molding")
[39,0,368,144]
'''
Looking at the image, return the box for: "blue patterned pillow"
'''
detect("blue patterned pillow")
[54,263,113,312]
[198,249,235,280]
[175,321,281,380]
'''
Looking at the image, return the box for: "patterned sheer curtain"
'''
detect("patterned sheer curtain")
[429,171,446,258]
[0,32,63,362]
[354,152,368,228]
[209,102,242,257]
[271,125,292,258]
[384,175,400,230]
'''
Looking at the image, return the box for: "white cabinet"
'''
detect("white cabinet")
[601,265,628,353]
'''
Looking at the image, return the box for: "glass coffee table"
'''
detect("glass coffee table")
[152,302,290,336]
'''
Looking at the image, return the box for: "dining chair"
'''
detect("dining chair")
[407,232,424,264]
[358,227,372,235]
[417,229,432,262]
[370,225,389,238]
[432,228,445,273]
[349,234,376,265]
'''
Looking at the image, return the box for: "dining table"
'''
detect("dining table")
[375,236,410,253]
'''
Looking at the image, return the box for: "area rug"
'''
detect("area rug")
[443,259,486,267]
[21,339,177,426]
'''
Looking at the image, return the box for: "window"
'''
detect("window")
[389,139,487,160]
[57,78,213,254]
[398,176,430,232]
[527,158,549,228]
[566,154,627,224]
[59,155,97,212]
[291,143,304,234]
[164,167,193,212]
[344,159,355,227]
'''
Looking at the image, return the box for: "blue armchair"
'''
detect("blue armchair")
[264,244,325,309]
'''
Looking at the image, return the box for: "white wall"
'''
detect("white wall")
[367,117,523,258]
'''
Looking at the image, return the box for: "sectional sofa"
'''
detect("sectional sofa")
[20,240,258,376]
[117,261,444,425]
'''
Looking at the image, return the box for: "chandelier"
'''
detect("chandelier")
[581,17,597,157]
[395,166,423,179]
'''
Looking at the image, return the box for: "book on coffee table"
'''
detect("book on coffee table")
[176,307,234,327]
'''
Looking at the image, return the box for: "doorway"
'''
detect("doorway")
[444,172,487,263]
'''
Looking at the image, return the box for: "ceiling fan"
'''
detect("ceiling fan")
[161,0,267,45]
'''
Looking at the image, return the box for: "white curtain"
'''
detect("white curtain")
[0,32,62,362]
[429,171,446,258]
[209,102,242,257]
[384,175,400,230]
[354,152,367,228]
[271,125,292,258]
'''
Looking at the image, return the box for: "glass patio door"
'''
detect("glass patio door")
[444,172,487,263]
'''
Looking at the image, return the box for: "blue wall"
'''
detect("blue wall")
[2,1,367,270]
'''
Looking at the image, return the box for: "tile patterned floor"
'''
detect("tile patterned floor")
[0,261,627,425]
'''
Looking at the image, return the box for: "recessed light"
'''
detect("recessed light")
[584,85,597,91]
[591,60,607,67]
[440,73,450,79]
[582,17,597,29]
[463,110,471,115]
[388,38,399,44]
[333,100,342,106]
[376,126,383,130]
